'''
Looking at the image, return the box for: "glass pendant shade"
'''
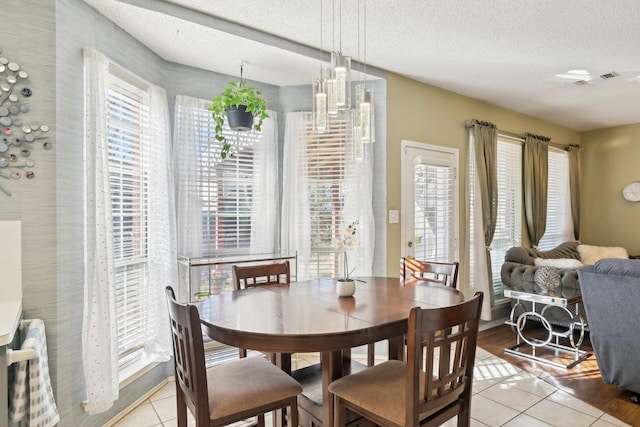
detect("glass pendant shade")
[327,76,338,117]
[313,74,328,132]
[353,125,364,161]
[332,51,351,110]
[356,84,375,144]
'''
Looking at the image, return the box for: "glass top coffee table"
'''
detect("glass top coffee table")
[504,287,591,369]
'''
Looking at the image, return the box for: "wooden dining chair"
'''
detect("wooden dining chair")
[331,292,483,427]
[401,257,460,288]
[232,260,291,290]
[165,286,302,427]
[232,261,291,358]
[366,258,460,366]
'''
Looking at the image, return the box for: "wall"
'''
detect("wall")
[580,124,640,254]
[385,73,582,296]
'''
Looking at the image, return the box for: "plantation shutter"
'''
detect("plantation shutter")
[107,70,151,367]
[413,161,456,262]
[538,148,571,250]
[305,114,351,278]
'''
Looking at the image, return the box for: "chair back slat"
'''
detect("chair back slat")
[401,257,459,288]
[405,292,483,426]
[165,287,210,424]
[232,261,291,290]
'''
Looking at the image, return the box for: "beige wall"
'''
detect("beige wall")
[581,124,640,255]
[385,72,581,294]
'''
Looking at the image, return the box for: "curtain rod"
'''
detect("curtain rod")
[464,121,581,151]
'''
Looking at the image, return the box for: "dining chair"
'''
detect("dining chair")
[165,286,302,427]
[401,257,460,288]
[232,260,291,290]
[366,258,460,367]
[232,261,291,358]
[330,292,483,427]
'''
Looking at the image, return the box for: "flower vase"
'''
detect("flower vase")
[336,279,356,297]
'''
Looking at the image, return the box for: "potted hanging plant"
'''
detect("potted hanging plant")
[208,80,269,159]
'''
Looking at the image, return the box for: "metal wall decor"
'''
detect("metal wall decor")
[0,46,51,196]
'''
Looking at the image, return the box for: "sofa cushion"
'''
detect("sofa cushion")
[577,244,628,265]
[504,241,580,265]
[534,257,583,269]
[593,258,640,278]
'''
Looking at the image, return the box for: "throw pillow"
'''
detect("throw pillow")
[577,244,629,265]
[534,257,583,269]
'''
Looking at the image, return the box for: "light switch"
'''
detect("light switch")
[388,210,399,224]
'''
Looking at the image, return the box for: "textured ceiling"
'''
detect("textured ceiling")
[84,0,640,131]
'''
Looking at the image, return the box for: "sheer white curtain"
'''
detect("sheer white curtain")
[143,86,177,363]
[343,134,375,277]
[281,111,375,279]
[83,48,176,413]
[281,112,311,279]
[82,47,118,414]
[250,112,279,254]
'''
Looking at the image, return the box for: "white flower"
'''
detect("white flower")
[332,220,360,280]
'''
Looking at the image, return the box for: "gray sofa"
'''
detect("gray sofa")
[501,241,584,328]
[578,259,640,395]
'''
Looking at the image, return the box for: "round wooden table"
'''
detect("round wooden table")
[198,276,464,427]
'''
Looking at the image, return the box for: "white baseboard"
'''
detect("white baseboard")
[103,376,174,427]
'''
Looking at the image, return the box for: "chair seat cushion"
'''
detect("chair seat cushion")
[329,360,425,426]
[207,356,302,421]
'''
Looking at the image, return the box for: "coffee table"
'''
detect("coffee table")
[504,287,591,369]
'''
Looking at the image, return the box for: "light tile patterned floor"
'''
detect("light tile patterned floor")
[111,347,631,427]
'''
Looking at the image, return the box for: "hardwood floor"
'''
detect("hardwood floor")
[478,323,640,426]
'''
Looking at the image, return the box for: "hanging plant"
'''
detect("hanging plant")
[208,80,269,159]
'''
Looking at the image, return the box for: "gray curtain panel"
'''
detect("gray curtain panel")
[567,145,581,240]
[471,120,498,287]
[524,133,550,248]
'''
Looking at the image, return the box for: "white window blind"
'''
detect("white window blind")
[469,136,522,302]
[106,71,151,369]
[306,116,352,278]
[413,162,455,262]
[174,105,259,255]
[538,148,571,250]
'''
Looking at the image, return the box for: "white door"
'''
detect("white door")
[401,141,459,262]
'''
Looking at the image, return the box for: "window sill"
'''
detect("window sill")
[119,359,159,389]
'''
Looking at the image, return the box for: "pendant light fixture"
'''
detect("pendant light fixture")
[313,0,328,132]
[331,0,351,112]
[355,0,374,145]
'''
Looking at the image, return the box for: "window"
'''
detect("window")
[306,116,352,278]
[280,111,373,281]
[469,136,522,303]
[106,69,152,370]
[538,148,572,250]
[185,106,257,254]
[174,97,278,297]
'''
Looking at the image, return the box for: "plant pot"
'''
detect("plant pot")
[226,105,254,131]
[336,279,356,297]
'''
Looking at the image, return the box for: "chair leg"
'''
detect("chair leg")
[367,343,375,366]
[175,389,188,427]
[334,396,347,427]
[457,401,471,427]
[239,348,248,358]
[289,397,299,427]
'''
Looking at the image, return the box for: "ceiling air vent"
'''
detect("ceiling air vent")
[600,71,619,80]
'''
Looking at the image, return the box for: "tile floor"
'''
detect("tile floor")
[110,347,631,427]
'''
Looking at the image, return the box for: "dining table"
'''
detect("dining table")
[197,276,464,427]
